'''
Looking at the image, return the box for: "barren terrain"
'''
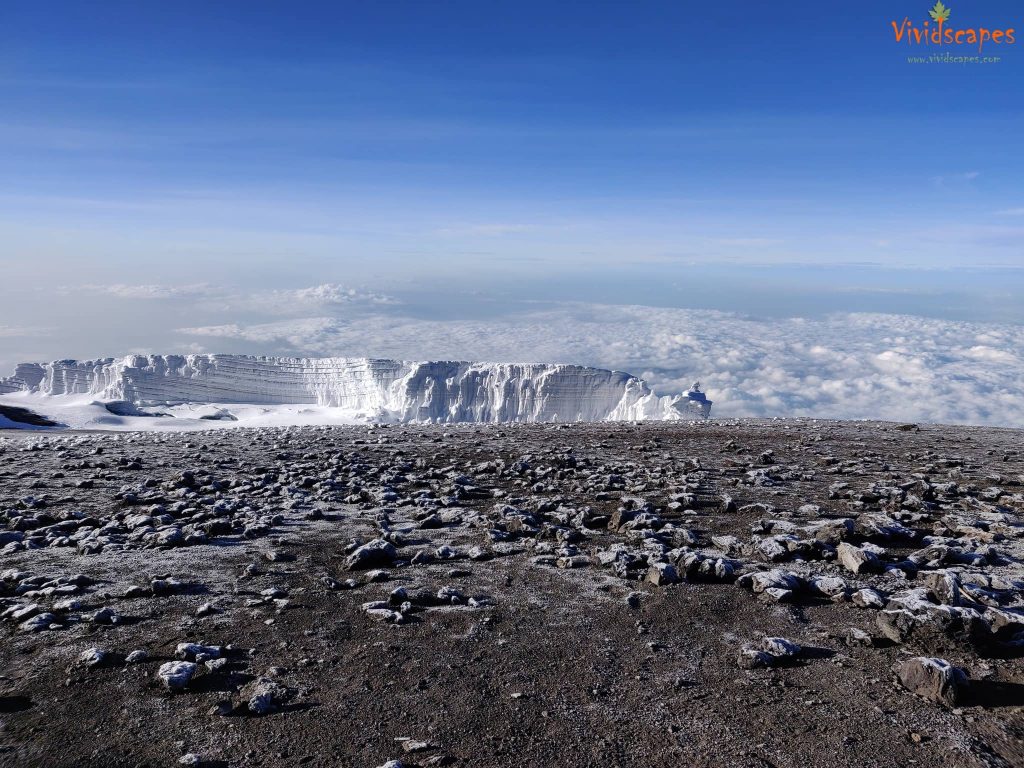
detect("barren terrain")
[1,419,1022,768]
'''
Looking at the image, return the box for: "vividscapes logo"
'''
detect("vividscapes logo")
[892,2,1015,53]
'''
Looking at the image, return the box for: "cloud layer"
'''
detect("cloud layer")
[178,303,1024,427]
[5,278,1022,427]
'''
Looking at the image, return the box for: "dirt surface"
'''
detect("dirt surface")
[1,419,1023,768]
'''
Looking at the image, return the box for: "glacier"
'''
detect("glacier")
[0,355,711,425]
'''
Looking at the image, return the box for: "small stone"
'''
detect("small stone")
[176,643,222,661]
[125,649,149,663]
[78,647,109,668]
[845,628,874,647]
[762,637,802,658]
[738,647,775,669]
[401,740,434,753]
[852,588,886,609]
[246,677,289,715]
[158,661,197,691]
[89,607,119,625]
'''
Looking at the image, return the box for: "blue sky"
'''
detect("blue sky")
[1,1,1023,423]
[2,0,1022,281]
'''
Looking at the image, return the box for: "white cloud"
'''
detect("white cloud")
[0,325,50,338]
[255,283,398,311]
[176,304,1024,427]
[53,281,397,310]
[59,283,215,299]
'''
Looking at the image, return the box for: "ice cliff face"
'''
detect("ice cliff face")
[0,355,711,422]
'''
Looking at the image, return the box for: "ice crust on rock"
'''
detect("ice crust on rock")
[0,355,711,423]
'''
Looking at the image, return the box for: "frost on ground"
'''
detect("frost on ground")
[0,418,1023,768]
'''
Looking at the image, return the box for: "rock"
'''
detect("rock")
[923,570,962,606]
[245,677,289,715]
[646,563,679,586]
[78,647,109,668]
[436,586,465,604]
[89,607,120,625]
[876,588,988,649]
[20,613,59,632]
[738,647,775,669]
[837,543,881,575]
[265,549,295,562]
[154,527,185,548]
[150,578,185,595]
[125,649,148,663]
[761,587,793,603]
[809,576,848,599]
[852,588,886,609]
[176,643,222,661]
[178,754,201,766]
[401,739,435,753]
[345,539,397,570]
[739,569,804,594]
[763,637,802,658]
[845,628,874,647]
[896,657,969,706]
[157,661,196,691]
[556,555,590,569]
[361,602,405,623]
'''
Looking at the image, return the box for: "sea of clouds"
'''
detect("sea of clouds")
[4,282,1023,427]
[172,295,1024,427]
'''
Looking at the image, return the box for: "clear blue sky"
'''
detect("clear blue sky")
[1,1,1022,286]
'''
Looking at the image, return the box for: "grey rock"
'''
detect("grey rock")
[896,656,969,706]
[345,539,397,570]
[738,647,775,669]
[157,661,197,691]
[763,637,802,658]
[852,588,886,609]
[78,647,109,668]
[837,542,881,575]
[646,563,679,586]
[245,677,290,715]
[176,643,222,661]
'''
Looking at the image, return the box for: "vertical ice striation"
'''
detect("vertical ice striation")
[0,355,712,422]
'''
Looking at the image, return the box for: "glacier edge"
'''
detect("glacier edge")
[0,355,712,423]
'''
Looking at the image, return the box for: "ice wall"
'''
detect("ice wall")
[0,355,711,422]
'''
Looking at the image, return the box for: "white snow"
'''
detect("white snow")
[0,355,711,431]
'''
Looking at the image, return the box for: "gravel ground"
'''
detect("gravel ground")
[1,418,1022,768]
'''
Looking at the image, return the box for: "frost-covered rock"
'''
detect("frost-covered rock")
[157,661,196,691]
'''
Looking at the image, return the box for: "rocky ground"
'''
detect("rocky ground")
[1,418,1023,768]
